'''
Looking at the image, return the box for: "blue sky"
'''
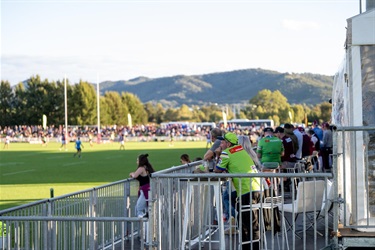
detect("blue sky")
[1,0,362,85]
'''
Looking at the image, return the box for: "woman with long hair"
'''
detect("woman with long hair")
[237,135,262,169]
[129,154,155,217]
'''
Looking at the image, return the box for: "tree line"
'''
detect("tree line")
[0,75,332,127]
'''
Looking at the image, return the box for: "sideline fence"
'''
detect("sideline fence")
[2,126,374,249]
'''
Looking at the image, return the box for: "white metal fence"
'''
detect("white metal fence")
[0,179,145,250]
[150,163,333,250]
[331,126,375,249]
[2,126,374,250]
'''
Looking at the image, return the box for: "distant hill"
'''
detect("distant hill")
[99,68,333,107]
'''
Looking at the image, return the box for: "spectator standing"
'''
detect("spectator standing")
[312,121,324,143]
[292,125,303,160]
[307,129,320,153]
[321,123,333,170]
[257,127,284,194]
[283,123,298,156]
[307,129,322,171]
[299,127,314,157]
[215,132,262,250]
[238,135,261,169]
[257,127,284,165]
[275,126,296,191]
[274,127,296,168]
[129,154,155,217]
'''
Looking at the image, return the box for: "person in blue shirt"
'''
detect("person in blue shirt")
[74,137,84,158]
[312,121,323,143]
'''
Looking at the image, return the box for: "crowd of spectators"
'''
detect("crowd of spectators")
[0,121,332,148]
[0,123,216,143]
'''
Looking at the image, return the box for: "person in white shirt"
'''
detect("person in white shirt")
[292,125,303,160]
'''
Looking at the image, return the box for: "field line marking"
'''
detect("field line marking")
[3,169,35,176]
[63,161,86,166]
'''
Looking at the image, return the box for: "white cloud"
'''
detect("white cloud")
[282,19,320,31]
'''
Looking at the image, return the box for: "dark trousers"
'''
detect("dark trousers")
[236,191,261,250]
[321,147,332,169]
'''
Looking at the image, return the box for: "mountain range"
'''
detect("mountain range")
[99,68,333,107]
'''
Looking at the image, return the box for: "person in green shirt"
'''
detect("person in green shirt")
[215,132,262,250]
[257,127,284,166]
[257,127,284,196]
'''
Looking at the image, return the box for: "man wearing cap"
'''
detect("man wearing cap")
[215,132,262,250]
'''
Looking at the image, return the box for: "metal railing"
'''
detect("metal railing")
[7,134,375,250]
[0,179,143,250]
[150,162,334,250]
[332,126,375,249]
[0,216,147,250]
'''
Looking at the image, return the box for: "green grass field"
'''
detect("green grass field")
[0,140,208,211]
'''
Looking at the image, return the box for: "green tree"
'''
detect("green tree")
[121,92,148,125]
[164,108,179,121]
[247,89,291,123]
[200,105,222,122]
[70,81,97,125]
[0,81,14,126]
[23,75,52,125]
[144,102,165,124]
[49,80,67,126]
[99,96,110,125]
[12,83,27,124]
[155,103,165,124]
[40,80,66,126]
[178,104,193,121]
[319,102,332,123]
[103,91,127,125]
[144,102,157,123]
[291,104,306,124]
[191,105,206,122]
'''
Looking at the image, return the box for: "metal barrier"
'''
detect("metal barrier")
[1,160,334,250]
[150,162,334,250]
[332,126,375,249]
[0,179,144,250]
[0,216,147,250]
